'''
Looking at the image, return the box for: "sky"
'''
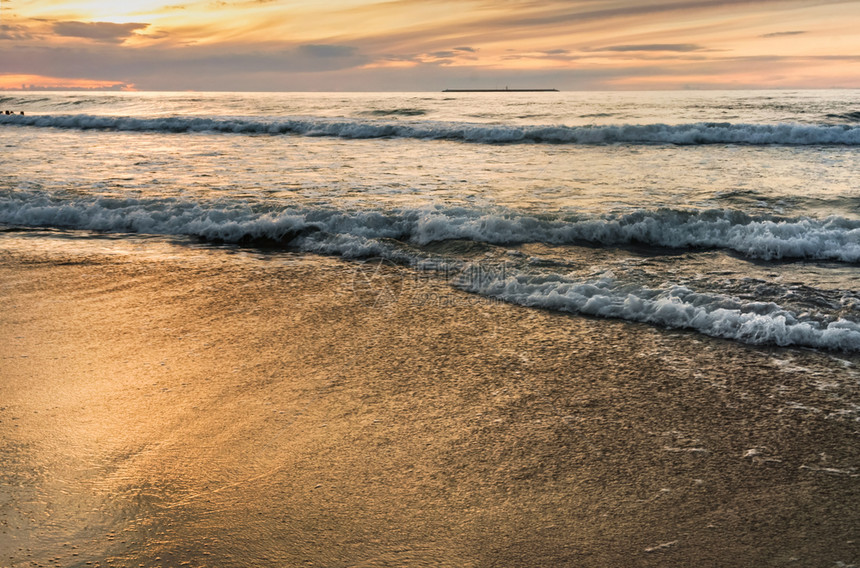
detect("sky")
[1,0,859,91]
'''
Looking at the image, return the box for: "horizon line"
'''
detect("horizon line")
[3,86,860,93]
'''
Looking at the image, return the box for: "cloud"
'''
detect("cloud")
[593,44,704,52]
[13,82,133,92]
[760,30,806,38]
[461,0,814,31]
[0,24,32,40]
[0,42,370,88]
[3,0,858,91]
[343,0,826,61]
[414,47,480,62]
[52,21,150,44]
[3,43,859,91]
[297,44,357,58]
[501,49,583,62]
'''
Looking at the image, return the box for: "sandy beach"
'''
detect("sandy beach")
[1,234,859,567]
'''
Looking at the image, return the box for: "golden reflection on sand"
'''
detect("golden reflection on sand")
[1,236,859,567]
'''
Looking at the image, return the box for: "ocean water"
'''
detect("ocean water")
[2,90,860,351]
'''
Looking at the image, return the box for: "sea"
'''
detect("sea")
[1,90,860,352]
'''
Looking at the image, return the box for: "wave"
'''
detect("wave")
[461,271,860,351]
[4,113,860,145]
[360,108,428,117]
[1,195,859,262]
[411,208,860,262]
[3,194,859,350]
[825,111,860,123]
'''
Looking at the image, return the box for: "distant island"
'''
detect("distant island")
[442,88,559,92]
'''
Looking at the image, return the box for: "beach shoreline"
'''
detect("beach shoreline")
[1,236,859,567]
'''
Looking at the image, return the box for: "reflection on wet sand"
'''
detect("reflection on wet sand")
[1,237,859,567]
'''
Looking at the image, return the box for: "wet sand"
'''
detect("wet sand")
[1,236,859,567]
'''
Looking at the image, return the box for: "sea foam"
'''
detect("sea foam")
[1,196,859,262]
[4,113,860,145]
[3,194,859,351]
[460,270,860,351]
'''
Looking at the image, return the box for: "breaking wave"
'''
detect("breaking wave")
[2,194,859,351]
[4,113,860,145]
[1,195,858,262]
[460,271,860,351]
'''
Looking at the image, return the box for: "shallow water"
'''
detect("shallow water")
[1,90,859,348]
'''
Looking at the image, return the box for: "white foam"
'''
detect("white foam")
[3,195,859,351]
[461,270,860,351]
[3,113,860,145]
[1,196,859,262]
[412,209,860,262]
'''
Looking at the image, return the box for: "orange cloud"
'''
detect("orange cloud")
[52,20,150,43]
[0,74,135,91]
[2,0,860,90]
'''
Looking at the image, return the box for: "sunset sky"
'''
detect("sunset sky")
[1,0,859,91]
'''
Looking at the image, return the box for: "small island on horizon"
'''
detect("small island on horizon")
[442,87,559,92]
